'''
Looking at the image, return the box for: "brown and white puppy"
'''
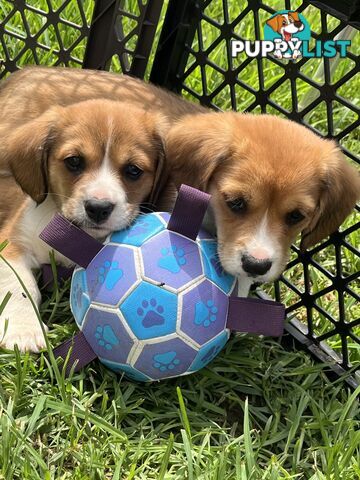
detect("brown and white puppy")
[0,67,197,352]
[166,112,360,295]
[0,99,166,351]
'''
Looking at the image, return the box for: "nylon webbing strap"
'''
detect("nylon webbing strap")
[53,331,97,375]
[42,264,73,287]
[39,213,103,268]
[167,184,211,240]
[227,297,285,337]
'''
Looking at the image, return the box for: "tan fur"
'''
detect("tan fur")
[1,99,167,215]
[0,66,204,219]
[0,95,172,351]
[0,66,202,139]
[166,112,360,275]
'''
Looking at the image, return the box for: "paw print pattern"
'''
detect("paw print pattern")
[189,330,229,372]
[70,269,91,327]
[137,298,165,328]
[194,300,218,327]
[158,246,186,274]
[153,351,180,372]
[95,325,120,350]
[97,261,123,290]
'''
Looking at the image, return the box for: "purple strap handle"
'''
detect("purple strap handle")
[227,297,285,337]
[39,214,103,268]
[168,184,211,240]
[42,264,73,287]
[40,184,285,375]
[54,332,97,375]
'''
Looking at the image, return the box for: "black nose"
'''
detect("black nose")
[242,254,272,276]
[84,199,114,224]
[294,20,302,28]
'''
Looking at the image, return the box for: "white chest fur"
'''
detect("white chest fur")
[16,196,74,268]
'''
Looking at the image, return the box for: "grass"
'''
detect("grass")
[0,0,359,478]
[1,277,360,479]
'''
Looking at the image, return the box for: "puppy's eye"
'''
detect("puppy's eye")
[286,209,305,225]
[283,20,287,25]
[124,164,143,181]
[226,197,247,213]
[64,156,84,174]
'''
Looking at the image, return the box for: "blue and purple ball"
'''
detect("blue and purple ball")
[70,212,236,381]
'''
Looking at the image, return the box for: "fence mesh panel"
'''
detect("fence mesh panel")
[0,0,94,77]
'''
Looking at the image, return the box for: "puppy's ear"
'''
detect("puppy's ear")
[165,113,233,191]
[266,14,282,33]
[289,11,300,22]
[300,145,360,251]
[143,112,169,208]
[5,109,59,203]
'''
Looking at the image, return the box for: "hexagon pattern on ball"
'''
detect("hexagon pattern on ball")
[110,213,166,247]
[142,230,203,291]
[68,213,237,382]
[199,240,236,294]
[134,337,197,379]
[86,244,138,306]
[82,307,135,364]
[189,330,229,372]
[180,279,229,346]
[70,268,90,327]
[45,186,284,384]
[120,281,178,340]
[100,358,151,382]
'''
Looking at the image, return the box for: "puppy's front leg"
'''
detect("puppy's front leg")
[0,253,47,352]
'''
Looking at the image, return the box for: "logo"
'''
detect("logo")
[231,10,350,61]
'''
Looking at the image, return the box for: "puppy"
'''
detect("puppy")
[1,67,359,349]
[166,112,360,296]
[0,66,196,352]
[0,99,167,351]
[266,11,304,59]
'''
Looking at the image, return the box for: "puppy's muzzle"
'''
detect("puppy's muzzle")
[242,254,272,277]
[84,199,115,224]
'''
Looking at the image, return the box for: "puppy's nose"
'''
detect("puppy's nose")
[242,254,272,276]
[294,20,302,28]
[85,199,114,224]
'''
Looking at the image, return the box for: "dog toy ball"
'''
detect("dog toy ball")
[40,185,284,382]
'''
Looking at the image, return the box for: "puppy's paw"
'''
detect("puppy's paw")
[0,314,48,352]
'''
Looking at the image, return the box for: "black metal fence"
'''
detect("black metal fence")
[0,0,359,381]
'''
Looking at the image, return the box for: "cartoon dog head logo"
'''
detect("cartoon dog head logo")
[264,10,310,60]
